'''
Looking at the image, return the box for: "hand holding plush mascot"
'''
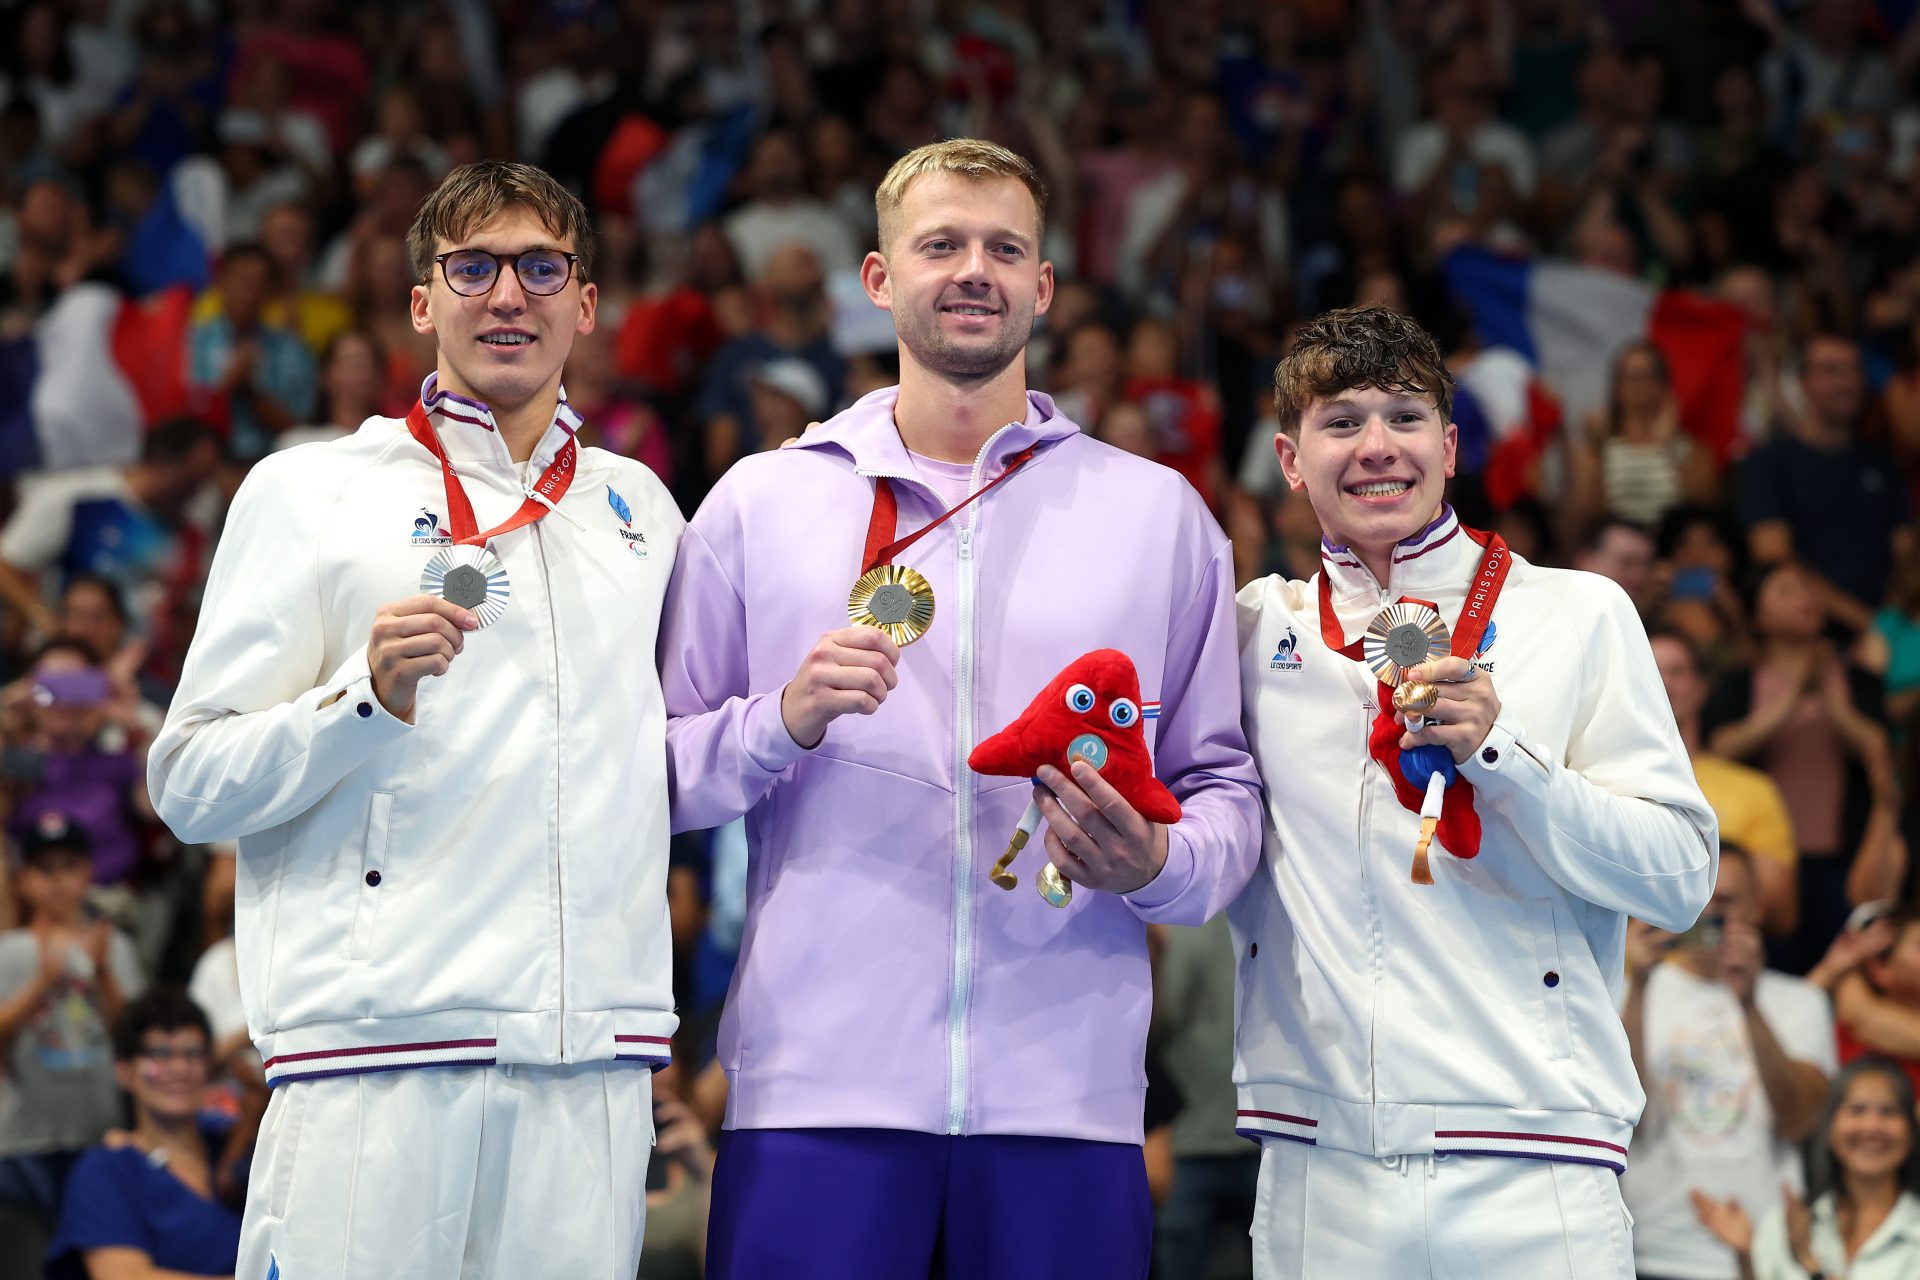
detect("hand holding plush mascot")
[969,650,1180,907]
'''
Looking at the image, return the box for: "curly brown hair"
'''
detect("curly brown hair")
[1272,306,1454,440]
[406,161,595,286]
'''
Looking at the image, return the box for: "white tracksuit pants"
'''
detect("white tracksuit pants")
[1252,1140,1635,1279]
[238,1061,654,1279]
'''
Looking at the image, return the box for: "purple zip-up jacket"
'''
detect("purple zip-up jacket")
[660,386,1262,1145]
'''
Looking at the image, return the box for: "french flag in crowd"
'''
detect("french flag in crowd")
[1449,345,1562,511]
[1442,245,1748,465]
[0,162,213,475]
[0,284,196,476]
[0,282,196,477]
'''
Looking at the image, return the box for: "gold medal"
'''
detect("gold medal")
[1363,603,1449,686]
[848,564,936,645]
[1392,680,1439,716]
[1037,862,1073,908]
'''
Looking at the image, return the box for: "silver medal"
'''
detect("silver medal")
[421,545,511,628]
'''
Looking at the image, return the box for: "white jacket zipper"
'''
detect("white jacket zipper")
[1359,586,1386,1146]
[948,521,976,1134]
[531,521,568,1057]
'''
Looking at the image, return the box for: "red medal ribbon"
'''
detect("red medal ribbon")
[861,445,1038,574]
[407,399,578,547]
[1453,532,1511,665]
[1316,526,1513,861]
[1316,528,1510,662]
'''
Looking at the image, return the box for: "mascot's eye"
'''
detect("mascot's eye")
[1109,698,1139,728]
[1065,683,1096,713]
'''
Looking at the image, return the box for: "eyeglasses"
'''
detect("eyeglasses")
[434,249,579,297]
[137,1045,209,1066]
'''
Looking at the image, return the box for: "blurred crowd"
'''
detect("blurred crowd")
[2,0,1920,1277]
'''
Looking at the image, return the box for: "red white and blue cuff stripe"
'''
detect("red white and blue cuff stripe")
[614,1034,673,1066]
[1235,1109,1319,1147]
[262,1034,673,1086]
[1432,1129,1628,1174]
[263,1037,499,1086]
[1235,1112,1628,1174]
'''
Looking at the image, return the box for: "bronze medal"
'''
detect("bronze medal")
[1363,602,1449,686]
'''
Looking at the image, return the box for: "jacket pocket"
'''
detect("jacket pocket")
[263,1081,310,1220]
[347,792,393,960]
[1232,872,1267,1040]
[1528,897,1573,1060]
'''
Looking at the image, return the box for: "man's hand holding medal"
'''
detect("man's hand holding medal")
[779,627,901,749]
[1395,655,1503,763]
[777,441,1037,751]
[1337,533,1514,883]
[368,596,479,723]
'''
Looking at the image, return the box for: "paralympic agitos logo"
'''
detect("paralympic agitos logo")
[607,485,648,558]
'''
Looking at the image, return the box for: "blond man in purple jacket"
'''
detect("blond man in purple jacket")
[658,139,1262,1278]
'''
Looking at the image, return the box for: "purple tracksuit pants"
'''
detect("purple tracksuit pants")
[706,1127,1153,1279]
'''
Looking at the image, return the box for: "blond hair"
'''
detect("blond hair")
[874,139,1048,252]
[407,160,596,285]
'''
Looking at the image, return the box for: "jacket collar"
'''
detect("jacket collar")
[413,372,584,473]
[1320,505,1483,604]
[790,385,1081,484]
[1813,1189,1920,1256]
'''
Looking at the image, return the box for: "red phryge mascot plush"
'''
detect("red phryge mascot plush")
[970,649,1181,907]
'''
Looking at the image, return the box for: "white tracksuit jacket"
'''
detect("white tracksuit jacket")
[149,384,684,1085]
[1231,508,1716,1171]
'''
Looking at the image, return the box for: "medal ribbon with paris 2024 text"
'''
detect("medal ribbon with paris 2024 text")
[407,399,578,547]
[1316,526,1511,662]
[1317,526,1513,861]
[860,444,1038,574]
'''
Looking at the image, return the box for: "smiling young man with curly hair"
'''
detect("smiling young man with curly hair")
[1231,305,1718,1278]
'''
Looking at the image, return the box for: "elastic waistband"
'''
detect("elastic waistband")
[258,1007,677,1087]
[1235,1084,1632,1175]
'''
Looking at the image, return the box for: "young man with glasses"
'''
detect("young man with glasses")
[149,161,683,1276]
